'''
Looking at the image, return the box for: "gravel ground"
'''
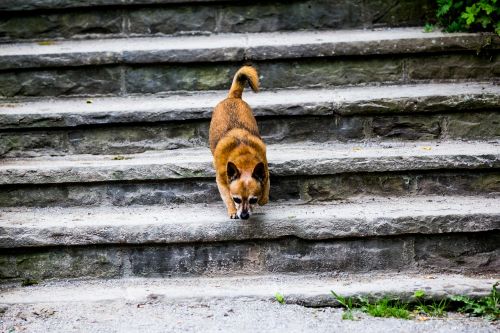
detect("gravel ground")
[1,298,498,333]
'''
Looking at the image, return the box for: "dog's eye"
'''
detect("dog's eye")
[233,197,242,204]
[249,197,258,204]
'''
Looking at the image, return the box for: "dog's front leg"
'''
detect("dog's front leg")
[216,174,238,219]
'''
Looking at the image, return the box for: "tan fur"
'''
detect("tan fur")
[209,66,269,219]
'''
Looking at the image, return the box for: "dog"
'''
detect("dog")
[209,65,269,219]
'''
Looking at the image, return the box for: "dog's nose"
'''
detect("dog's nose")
[240,211,250,220]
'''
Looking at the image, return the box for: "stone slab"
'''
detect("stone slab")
[1,287,498,333]
[1,170,498,207]
[0,273,497,307]
[0,65,122,98]
[0,28,497,70]
[0,1,436,45]
[0,141,499,185]
[1,231,498,280]
[0,196,499,248]
[0,0,245,11]
[3,110,500,158]
[0,83,497,130]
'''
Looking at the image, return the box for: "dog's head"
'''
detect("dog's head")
[227,161,266,220]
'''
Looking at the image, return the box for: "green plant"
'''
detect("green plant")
[424,23,436,32]
[414,290,448,317]
[331,283,499,321]
[275,292,285,305]
[21,278,38,287]
[436,0,500,35]
[451,282,500,321]
[360,297,411,319]
[331,291,357,320]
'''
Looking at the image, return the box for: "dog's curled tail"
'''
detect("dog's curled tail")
[228,66,259,99]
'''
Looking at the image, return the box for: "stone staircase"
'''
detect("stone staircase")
[0,0,499,305]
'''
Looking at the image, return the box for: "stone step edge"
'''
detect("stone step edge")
[1,141,499,185]
[0,273,497,307]
[0,0,232,11]
[1,28,498,70]
[1,82,498,130]
[1,196,499,248]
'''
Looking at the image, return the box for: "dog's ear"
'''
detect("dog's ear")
[227,162,240,182]
[252,162,265,182]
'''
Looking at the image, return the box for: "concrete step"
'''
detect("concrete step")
[1,83,499,157]
[1,140,499,207]
[0,28,498,98]
[2,196,499,248]
[0,0,434,41]
[1,274,498,333]
[0,273,496,306]
[1,196,499,281]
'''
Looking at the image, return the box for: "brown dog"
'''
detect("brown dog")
[209,66,269,219]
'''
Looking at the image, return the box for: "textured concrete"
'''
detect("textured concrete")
[1,274,498,333]
[1,170,498,207]
[1,54,498,98]
[1,301,497,333]
[408,53,500,81]
[0,0,434,43]
[1,196,499,248]
[0,273,497,305]
[3,111,500,157]
[0,0,220,11]
[0,65,122,98]
[1,141,499,185]
[1,231,498,281]
[0,28,497,70]
[1,83,497,129]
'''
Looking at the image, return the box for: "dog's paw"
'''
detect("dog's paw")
[229,213,239,219]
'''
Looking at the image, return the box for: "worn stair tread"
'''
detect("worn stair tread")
[0,0,223,11]
[1,28,498,70]
[1,82,499,130]
[0,272,497,306]
[1,140,499,185]
[1,196,499,248]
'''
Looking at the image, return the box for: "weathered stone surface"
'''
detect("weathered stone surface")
[125,57,403,94]
[1,28,497,70]
[1,141,499,185]
[0,50,498,98]
[370,115,441,140]
[0,1,434,40]
[127,5,216,35]
[445,112,500,139]
[363,0,435,28]
[258,57,403,89]
[2,196,498,248]
[0,116,366,157]
[0,8,123,41]
[1,231,498,281]
[0,274,495,313]
[0,248,122,281]
[0,179,219,207]
[414,232,500,273]
[125,64,237,93]
[0,66,121,98]
[408,53,500,81]
[0,170,498,207]
[0,83,498,130]
[211,1,362,34]
[0,0,219,11]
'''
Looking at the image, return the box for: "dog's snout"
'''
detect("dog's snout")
[240,211,250,220]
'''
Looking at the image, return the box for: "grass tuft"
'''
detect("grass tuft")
[275,292,285,305]
[331,282,499,321]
